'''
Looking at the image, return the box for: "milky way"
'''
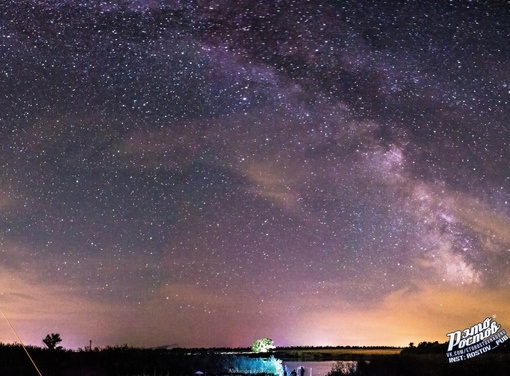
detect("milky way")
[0,0,509,349]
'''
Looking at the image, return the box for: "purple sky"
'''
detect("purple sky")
[0,0,509,349]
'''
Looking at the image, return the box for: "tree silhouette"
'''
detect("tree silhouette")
[43,333,63,350]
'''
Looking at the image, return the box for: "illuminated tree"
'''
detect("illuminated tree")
[251,338,275,353]
[43,333,63,350]
[225,354,283,375]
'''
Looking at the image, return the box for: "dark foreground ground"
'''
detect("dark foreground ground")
[1,343,509,375]
[344,353,510,376]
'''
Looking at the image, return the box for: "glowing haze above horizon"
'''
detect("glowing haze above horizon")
[1,0,509,350]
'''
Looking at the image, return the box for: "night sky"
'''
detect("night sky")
[0,0,509,350]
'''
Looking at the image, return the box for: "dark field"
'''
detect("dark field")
[351,353,510,376]
[274,346,402,361]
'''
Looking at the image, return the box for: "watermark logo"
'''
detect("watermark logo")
[445,316,508,363]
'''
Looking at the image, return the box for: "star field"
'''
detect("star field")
[0,0,509,349]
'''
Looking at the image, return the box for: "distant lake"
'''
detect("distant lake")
[282,360,357,376]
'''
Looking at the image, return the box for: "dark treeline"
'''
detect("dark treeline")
[277,345,400,350]
[170,346,251,353]
[0,343,280,376]
[400,341,448,354]
[401,340,510,354]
